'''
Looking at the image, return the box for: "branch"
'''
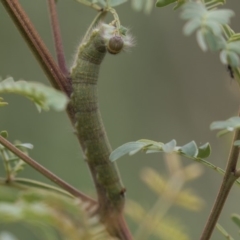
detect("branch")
[200,109,240,240]
[0,135,96,205]
[47,0,69,78]
[0,0,71,96]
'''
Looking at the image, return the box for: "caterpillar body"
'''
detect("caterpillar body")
[71,23,132,211]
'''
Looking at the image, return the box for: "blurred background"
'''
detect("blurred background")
[0,0,240,239]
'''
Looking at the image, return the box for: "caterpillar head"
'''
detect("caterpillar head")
[100,24,134,55]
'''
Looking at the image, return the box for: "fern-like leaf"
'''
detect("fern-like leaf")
[0,185,115,240]
[0,77,69,112]
[181,2,233,51]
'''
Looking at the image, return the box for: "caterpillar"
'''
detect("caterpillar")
[70,22,133,212]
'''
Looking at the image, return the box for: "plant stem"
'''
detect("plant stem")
[14,177,74,198]
[47,0,69,78]
[0,0,71,96]
[0,135,96,205]
[1,1,133,238]
[200,114,240,240]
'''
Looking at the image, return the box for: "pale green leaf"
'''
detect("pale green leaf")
[15,143,34,150]
[0,77,69,112]
[196,30,207,51]
[181,2,234,55]
[207,10,234,24]
[131,0,154,13]
[0,131,8,138]
[183,19,201,35]
[156,0,177,8]
[162,139,176,153]
[210,117,240,130]
[232,214,240,229]
[216,223,235,240]
[234,140,240,146]
[0,97,8,106]
[0,232,18,240]
[205,20,222,36]
[227,41,240,54]
[217,129,233,137]
[204,31,224,51]
[181,2,206,20]
[144,0,154,14]
[131,0,144,11]
[109,0,127,7]
[110,142,148,161]
[173,1,186,10]
[220,50,228,64]
[227,51,240,67]
[180,141,198,157]
[197,143,211,159]
[138,139,164,151]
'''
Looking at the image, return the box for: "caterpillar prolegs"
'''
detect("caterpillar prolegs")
[70,22,133,212]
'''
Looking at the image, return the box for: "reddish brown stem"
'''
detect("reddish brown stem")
[1,0,71,96]
[0,135,96,205]
[47,0,69,78]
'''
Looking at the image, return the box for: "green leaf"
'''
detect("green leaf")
[0,232,18,240]
[211,117,240,129]
[220,50,228,64]
[216,223,235,240]
[181,2,234,53]
[204,31,224,51]
[156,0,177,8]
[0,77,69,112]
[197,143,211,158]
[109,0,127,7]
[231,214,240,229]
[144,0,154,14]
[227,51,240,67]
[0,97,8,106]
[183,19,201,36]
[131,0,144,11]
[15,143,34,150]
[207,10,234,25]
[109,142,149,161]
[180,141,198,157]
[0,131,8,138]
[227,41,240,54]
[181,2,206,20]
[206,21,222,36]
[131,0,154,13]
[162,139,176,153]
[210,117,240,135]
[173,1,186,10]
[234,140,240,146]
[196,30,208,51]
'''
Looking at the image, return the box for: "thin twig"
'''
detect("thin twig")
[0,135,96,205]
[14,177,74,198]
[1,0,71,96]
[200,109,240,240]
[47,0,69,78]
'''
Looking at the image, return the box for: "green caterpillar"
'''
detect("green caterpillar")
[70,22,132,212]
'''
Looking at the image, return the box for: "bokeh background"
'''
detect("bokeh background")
[0,0,240,239]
